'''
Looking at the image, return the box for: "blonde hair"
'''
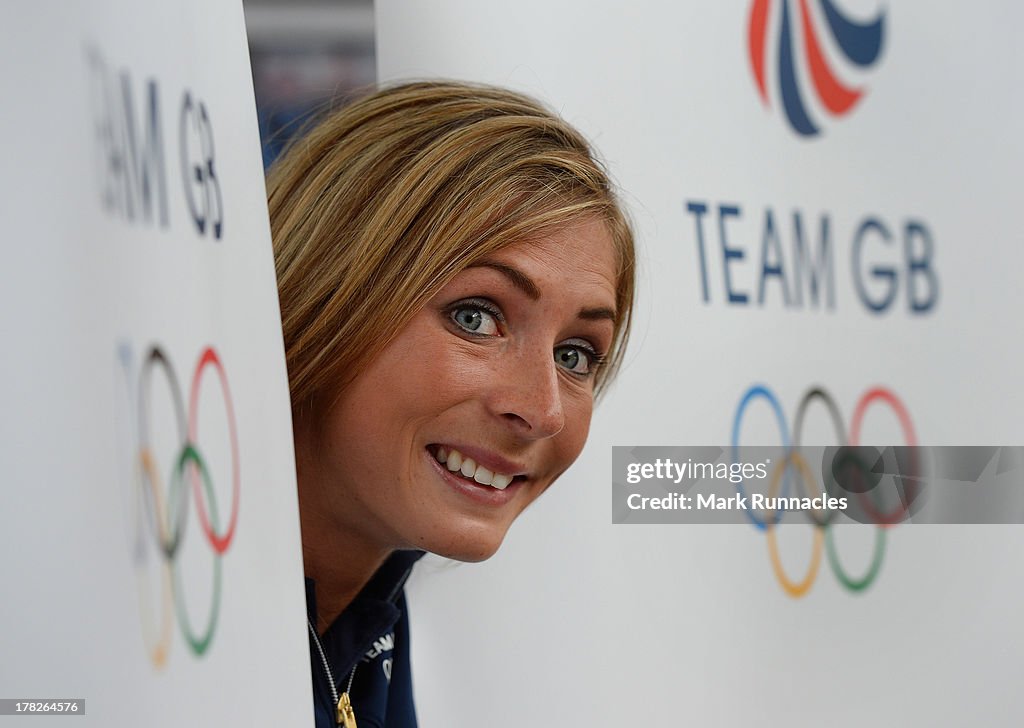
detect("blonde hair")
[268,80,635,417]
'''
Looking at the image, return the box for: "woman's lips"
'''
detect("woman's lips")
[425,447,526,505]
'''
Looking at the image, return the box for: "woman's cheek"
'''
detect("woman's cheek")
[433,341,502,395]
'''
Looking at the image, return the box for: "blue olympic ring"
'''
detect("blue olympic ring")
[730,384,792,530]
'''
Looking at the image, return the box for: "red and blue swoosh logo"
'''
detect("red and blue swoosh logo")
[748,0,885,137]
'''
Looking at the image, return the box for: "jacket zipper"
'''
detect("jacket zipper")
[307,562,416,727]
[308,618,358,727]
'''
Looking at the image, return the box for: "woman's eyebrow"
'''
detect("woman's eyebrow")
[578,306,616,321]
[469,260,617,321]
[469,261,540,299]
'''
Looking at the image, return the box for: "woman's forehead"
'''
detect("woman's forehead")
[472,220,619,305]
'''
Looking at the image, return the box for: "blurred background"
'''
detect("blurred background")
[244,0,374,168]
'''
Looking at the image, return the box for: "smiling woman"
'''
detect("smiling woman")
[267,81,635,728]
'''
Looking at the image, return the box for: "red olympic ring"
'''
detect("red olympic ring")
[849,387,920,526]
[188,347,241,554]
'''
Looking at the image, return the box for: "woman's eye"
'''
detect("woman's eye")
[554,343,598,376]
[450,304,500,336]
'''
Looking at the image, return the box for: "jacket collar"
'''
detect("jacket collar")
[305,550,425,677]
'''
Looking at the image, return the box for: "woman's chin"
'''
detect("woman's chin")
[417,525,509,563]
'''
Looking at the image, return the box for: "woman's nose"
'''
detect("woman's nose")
[488,348,565,440]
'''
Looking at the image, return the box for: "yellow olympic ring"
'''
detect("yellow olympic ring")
[764,452,823,598]
[137,448,173,667]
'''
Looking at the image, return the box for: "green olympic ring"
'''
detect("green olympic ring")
[168,444,222,655]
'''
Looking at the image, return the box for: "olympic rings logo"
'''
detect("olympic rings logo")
[117,343,240,666]
[731,384,918,596]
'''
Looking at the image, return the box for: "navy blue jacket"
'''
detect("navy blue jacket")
[306,550,424,727]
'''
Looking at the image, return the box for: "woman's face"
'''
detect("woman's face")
[303,218,618,562]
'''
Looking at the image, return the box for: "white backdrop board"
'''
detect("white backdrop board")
[378,2,1024,726]
[0,2,311,725]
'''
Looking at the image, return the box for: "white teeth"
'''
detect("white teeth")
[433,446,517,490]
